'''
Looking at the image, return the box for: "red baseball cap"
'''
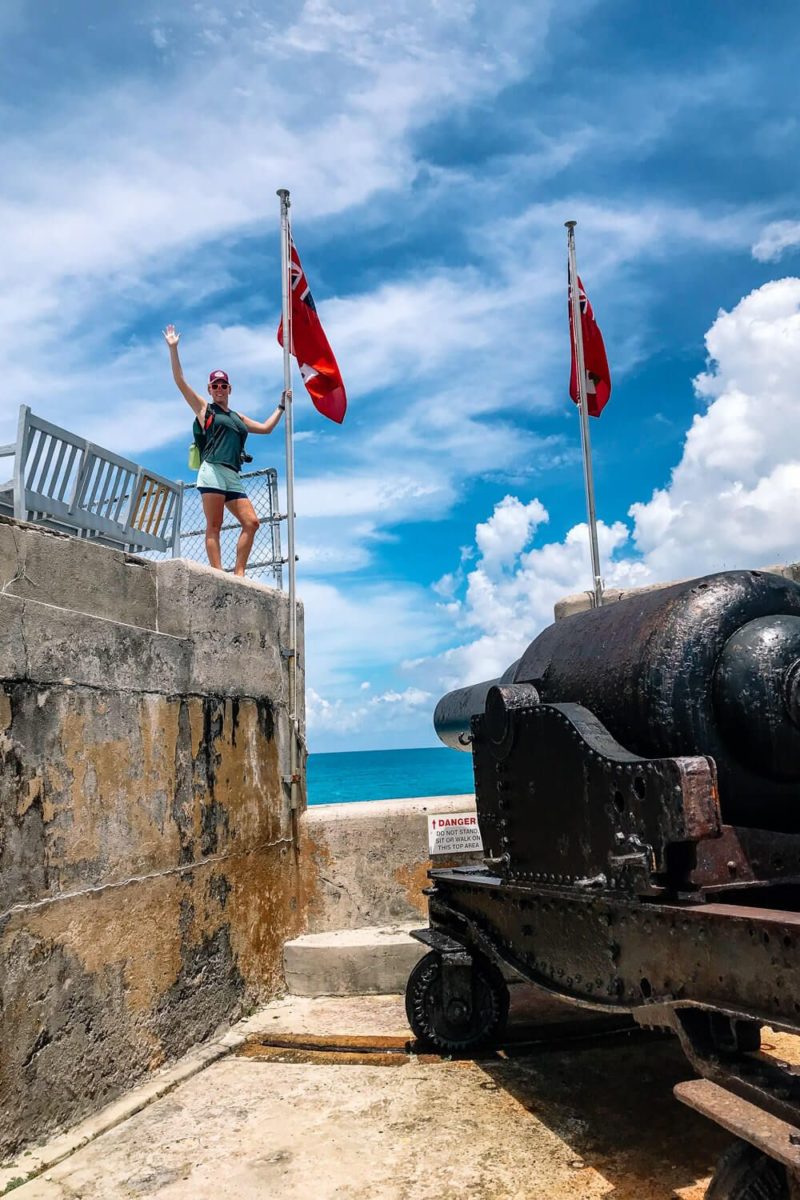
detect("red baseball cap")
[209,370,229,384]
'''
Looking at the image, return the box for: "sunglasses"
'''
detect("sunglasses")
[210,381,229,390]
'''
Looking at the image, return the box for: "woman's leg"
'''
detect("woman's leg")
[225,496,260,576]
[201,491,226,569]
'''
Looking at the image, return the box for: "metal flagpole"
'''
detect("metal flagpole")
[277,187,300,811]
[565,220,604,608]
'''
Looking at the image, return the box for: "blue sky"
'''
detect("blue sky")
[2,0,800,752]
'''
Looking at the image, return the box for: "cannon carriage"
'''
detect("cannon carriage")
[407,569,800,1198]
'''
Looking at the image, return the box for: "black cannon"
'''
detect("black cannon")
[406,570,800,1197]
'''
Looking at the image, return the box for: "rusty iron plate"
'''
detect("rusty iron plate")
[675,1078,800,1173]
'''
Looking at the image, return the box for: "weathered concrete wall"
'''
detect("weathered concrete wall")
[554,560,800,620]
[302,794,477,932]
[0,515,305,1157]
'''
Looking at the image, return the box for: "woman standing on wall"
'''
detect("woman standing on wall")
[163,325,285,577]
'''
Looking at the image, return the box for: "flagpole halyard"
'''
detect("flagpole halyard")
[278,187,301,811]
[566,220,604,608]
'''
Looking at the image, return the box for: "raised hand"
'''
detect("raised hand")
[162,324,180,347]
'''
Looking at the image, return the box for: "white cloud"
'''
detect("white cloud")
[3,0,762,462]
[0,0,565,446]
[487,197,762,284]
[321,271,500,397]
[432,572,458,599]
[297,471,449,520]
[475,495,548,574]
[306,676,434,742]
[752,221,800,263]
[2,3,776,600]
[630,277,800,576]
[407,276,800,706]
[301,576,451,697]
[409,514,638,694]
[306,687,369,735]
[370,687,432,708]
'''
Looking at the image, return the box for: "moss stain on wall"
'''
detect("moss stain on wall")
[0,684,302,1159]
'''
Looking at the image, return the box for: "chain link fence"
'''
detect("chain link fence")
[142,468,285,588]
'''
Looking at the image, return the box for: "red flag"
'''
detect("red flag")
[277,240,347,424]
[568,275,611,418]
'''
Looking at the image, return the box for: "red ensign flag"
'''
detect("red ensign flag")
[568,276,611,418]
[277,241,347,424]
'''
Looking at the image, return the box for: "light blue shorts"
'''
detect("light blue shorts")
[196,461,246,500]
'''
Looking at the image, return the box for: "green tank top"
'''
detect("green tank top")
[194,403,248,472]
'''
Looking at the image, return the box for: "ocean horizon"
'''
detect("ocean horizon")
[307,745,475,806]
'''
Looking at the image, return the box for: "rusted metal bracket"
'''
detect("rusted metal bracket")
[675,1078,800,1174]
[409,927,470,956]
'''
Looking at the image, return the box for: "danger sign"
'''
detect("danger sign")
[428,812,484,856]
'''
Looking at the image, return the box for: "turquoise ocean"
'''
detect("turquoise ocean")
[307,746,475,806]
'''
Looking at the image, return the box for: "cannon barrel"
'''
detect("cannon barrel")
[433,661,519,750]
[434,569,800,829]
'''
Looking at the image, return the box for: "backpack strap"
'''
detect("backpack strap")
[196,404,224,462]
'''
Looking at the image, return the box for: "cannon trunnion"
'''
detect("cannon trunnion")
[407,570,800,1195]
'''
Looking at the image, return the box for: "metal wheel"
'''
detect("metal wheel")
[405,950,509,1052]
[706,1141,788,1200]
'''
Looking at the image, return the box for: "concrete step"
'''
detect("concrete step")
[283,924,427,997]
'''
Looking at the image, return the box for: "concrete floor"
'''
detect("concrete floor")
[7,990,731,1200]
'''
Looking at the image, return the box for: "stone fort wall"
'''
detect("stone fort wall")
[0,515,306,1157]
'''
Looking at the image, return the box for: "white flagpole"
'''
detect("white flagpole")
[277,188,300,811]
[565,220,604,608]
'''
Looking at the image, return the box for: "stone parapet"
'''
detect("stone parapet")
[0,514,157,627]
[301,793,478,933]
[0,515,305,1157]
[154,558,305,715]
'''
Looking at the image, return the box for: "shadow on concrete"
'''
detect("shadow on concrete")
[475,985,729,1200]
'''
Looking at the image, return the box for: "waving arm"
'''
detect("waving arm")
[163,326,207,421]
